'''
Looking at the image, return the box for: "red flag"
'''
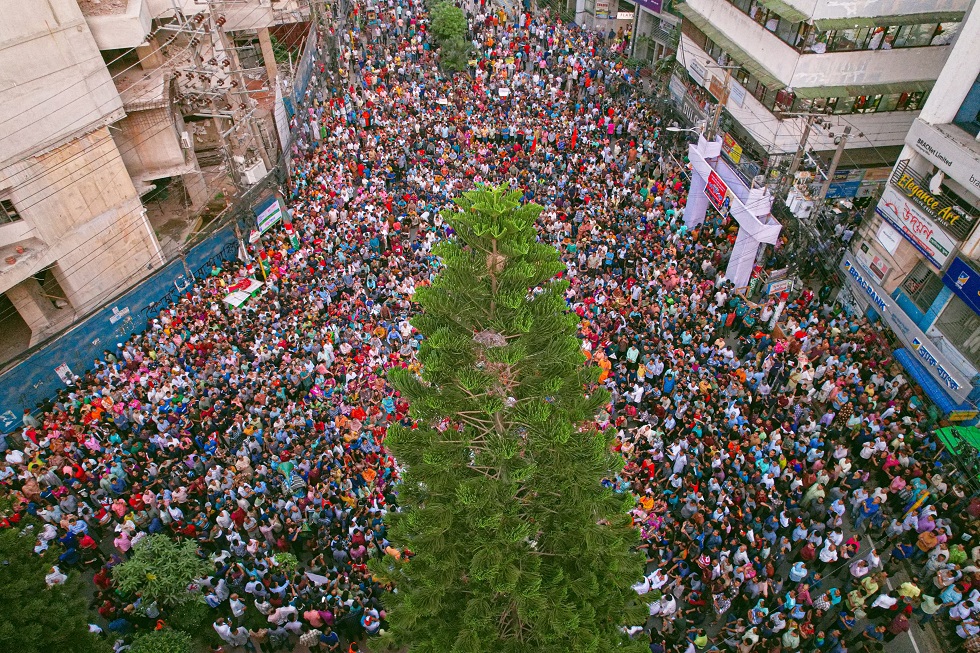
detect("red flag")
[570,128,578,150]
[531,135,537,154]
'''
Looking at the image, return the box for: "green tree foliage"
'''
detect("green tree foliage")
[128,629,194,653]
[372,185,647,653]
[429,0,468,42]
[0,525,108,653]
[428,1,472,72]
[112,535,210,608]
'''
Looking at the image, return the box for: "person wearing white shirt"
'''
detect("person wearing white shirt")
[213,618,235,644]
[45,566,68,587]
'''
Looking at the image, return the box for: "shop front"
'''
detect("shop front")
[840,257,979,422]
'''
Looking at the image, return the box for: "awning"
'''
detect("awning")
[793,79,935,99]
[894,348,977,419]
[759,0,808,23]
[676,3,785,90]
[813,12,964,31]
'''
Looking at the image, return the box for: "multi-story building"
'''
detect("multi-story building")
[0,0,311,365]
[844,1,980,423]
[671,0,969,191]
[0,0,166,362]
[632,1,681,70]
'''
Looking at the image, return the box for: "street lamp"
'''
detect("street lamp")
[666,126,704,135]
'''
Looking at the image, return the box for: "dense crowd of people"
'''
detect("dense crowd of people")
[1,0,979,652]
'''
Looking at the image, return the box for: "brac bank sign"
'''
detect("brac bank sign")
[840,258,972,403]
[842,259,888,312]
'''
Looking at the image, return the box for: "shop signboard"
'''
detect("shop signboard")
[942,256,980,317]
[875,184,956,269]
[826,169,866,199]
[891,160,977,240]
[689,59,707,86]
[635,0,663,12]
[595,0,610,18]
[669,75,686,102]
[708,75,728,103]
[841,258,971,403]
[728,81,746,107]
[721,133,742,164]
[907,119,980,197]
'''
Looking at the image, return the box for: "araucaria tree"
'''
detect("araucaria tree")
[374,185,647,653]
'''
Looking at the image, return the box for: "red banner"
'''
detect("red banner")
[704,170,728,211]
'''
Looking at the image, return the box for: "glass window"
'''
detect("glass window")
[812,97,836,113]
[934,295,980,368]
[932,22,960,45]
[791,96,813,112]
[953,74,980,137]
[754,84,774,108]
[706,39,724,62]
[775,88,795,112]
[0,199,21,224]
[853,94,882,113]
[878,93,902,112]
[805,30,830,53]
[775,19,802,46]
[896,91,926,111]
[832,27,872,51]
[834,96,856,114]
[732,0,752,12]
[867,27,889,50]
[901,261,944,312]
[894,23,938,47]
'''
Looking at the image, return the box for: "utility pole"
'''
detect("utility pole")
[818,125,851,201]
[212,98,245,192]
[208,2,274,172]
[787,114,815,179]
[707,65,731,142]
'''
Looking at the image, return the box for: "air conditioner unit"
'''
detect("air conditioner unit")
[180,131,193,149]
[259,0,272,6]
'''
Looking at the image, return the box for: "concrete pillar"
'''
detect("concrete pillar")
[685,164,710,230]
[5,279,54,335]
[136,35,166,70]
[258,27,279,88]
[183,170,210,210]
[918,6,980,125]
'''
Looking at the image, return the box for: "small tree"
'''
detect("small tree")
[429,1,472,72]
[112,535,210,608]
[372,186,646,653]
[129,629,194,653]
[0,525,109,653]
[429,0,467,42]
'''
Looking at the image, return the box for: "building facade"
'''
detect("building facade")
[846,1,980,422]
[671,0,968,188]
[0,0,166,362]
[0,0,310,365]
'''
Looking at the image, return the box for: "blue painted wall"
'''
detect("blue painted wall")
[0,223,240,432]
[920,286,954,332]
[891,288,927,327]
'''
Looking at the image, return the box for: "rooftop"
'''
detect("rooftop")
[113,66,170,111]
[77,0,129,17]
